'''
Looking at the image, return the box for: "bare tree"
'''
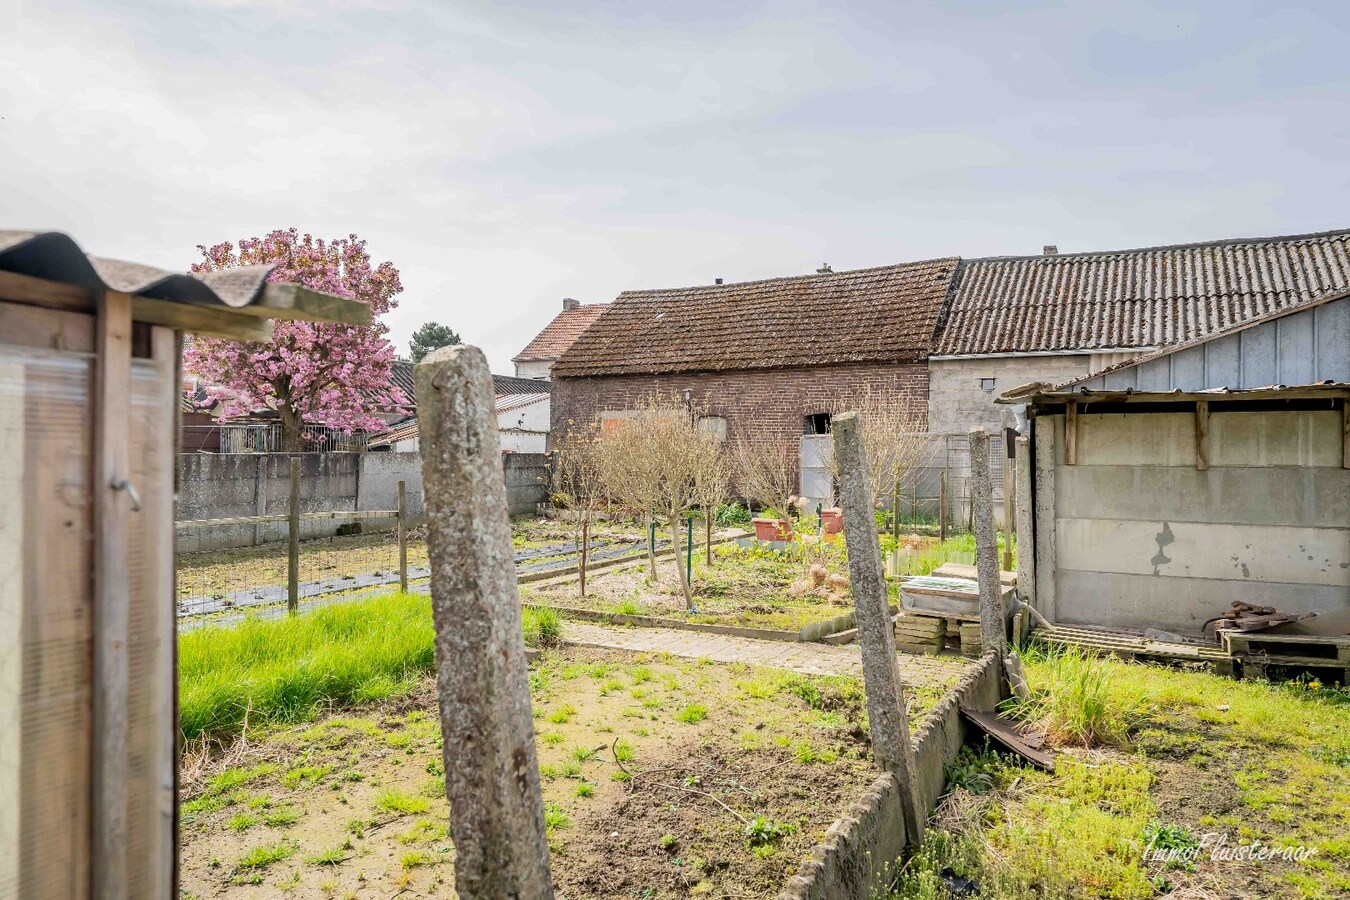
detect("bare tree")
[731,439,797,521]
[829,387,929,511]
[551,424,606,597]
[693,439,731,567]
[596,395,722,612]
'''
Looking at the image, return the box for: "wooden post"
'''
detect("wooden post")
[1002,435,1014,572]
[705,511,713,566]
[397,479,409,593]
[1065,401,1078,466]
[94,290,132,900]
[968,429,1006,659]
[939,469,947,542]
[1013,434,1036,610]
[833,412,924,848]
[579,518,588,598]
[415,345,554,898]
[287,456,300,615]
[1195,399,1210,472]
[891,479,901,540]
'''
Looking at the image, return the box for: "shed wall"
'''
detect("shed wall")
[1037,410,1349,635]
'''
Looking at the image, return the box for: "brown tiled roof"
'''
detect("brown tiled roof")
[934,229,1350,356]
[515,304,608,362]
[551,259,960,377]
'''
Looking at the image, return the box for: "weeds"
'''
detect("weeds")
[522,605,563,648]
[676,703,708,724]
[1010,647,1134,747]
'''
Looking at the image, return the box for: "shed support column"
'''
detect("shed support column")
[94,290,133,900]
[832,411,923,849]
[1013,434,1035,610]
[1064,401,1078,465]
[969,429,1006,659]
[416,346,554,898]
[1032,417,1058,623]
[1195,400,1210,472]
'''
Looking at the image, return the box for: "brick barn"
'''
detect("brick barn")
[548,258,960,454]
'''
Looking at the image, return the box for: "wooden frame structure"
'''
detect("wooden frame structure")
[0,231,369,899]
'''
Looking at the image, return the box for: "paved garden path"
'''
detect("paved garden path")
[562,620,973,683]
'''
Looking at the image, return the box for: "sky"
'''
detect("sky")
[4,0,1348,373]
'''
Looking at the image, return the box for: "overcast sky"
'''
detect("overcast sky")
[4,0,1348,372]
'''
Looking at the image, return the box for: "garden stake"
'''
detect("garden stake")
[833,411,924,848]
[685,515,693,586]
[415,345,554,898]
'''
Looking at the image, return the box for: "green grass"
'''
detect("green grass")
[179,592,435,741]
[376,789,430,816]
[895,655,1350,900]
[181,591,558,742]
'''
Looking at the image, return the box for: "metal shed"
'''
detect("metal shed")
[0,231,369,900]
[1000,293,1349,638]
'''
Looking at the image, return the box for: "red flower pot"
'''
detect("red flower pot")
[752,517,792,542]
[820,508,844,534]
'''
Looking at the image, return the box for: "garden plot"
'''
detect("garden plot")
[523,542,890,635]
[179,645,967,899]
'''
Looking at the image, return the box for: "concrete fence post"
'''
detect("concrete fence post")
[415,345,554,898]
[287,456,300,615]
[833,411,924,848]
[397,479,408,593]
[969,429,1005,658]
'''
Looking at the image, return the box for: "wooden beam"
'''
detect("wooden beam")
[0,269,95,311]
[1343,400,1349,470]
[1195,399,1210,471]
[232,282,372,326]
[1064,401,1078,465]
[130,296,274,342]
[93,290,133,900]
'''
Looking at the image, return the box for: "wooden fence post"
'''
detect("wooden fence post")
[939,469,947,542]
[397,479,408,593]
[833,411,924,848]
[415,345,554,898]
[287,456,300,615]
[1002,432,1015,572]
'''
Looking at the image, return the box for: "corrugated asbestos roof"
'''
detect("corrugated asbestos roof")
[934,229,1350,356]
[0,230,371,339]
[370,390,547,447]
[515,303,608,361]
[551,258,960,377]
[383,361,550,411]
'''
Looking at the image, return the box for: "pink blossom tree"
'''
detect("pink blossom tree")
[184,229,405,452]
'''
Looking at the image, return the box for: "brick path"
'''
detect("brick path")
[562,620,972,683]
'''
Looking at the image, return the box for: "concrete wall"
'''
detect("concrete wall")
[926,355,1093,436]
[178,451,548,550]
[514,358,553,380]
[1031,409,1350,635]
[779,654,1003,900]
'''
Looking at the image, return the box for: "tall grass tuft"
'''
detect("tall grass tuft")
[180,593,436,742]
[522,605,563,648]
[1009,646,1134,747]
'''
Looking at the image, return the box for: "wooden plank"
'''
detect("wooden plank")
[93,290,133,900]
[1195,399,1210,471]
[960,707,1055,770]
[1065,401,1078,465]
[238,282,372,325]
[129,296,273,342]
[0,269,95,312]
[0,302,96,352]
[931,563,1017,585]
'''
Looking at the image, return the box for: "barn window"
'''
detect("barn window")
[804,412,832,434]
[979,377,996,392]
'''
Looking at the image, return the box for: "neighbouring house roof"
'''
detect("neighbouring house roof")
[551,258,961,378]
[934,229,1350,357]
[382,361,551,412]
[0,230,370,341]
[514,303,609,362]
[369,389,548,448]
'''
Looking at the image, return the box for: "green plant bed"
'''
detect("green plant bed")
[891,649,1350,900]
[523,542,896,634]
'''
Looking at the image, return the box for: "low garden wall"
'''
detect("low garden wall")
[778,652,1003,899]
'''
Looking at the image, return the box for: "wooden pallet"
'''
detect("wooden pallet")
[1034,624,1234,674]
[1221,630,1350,683]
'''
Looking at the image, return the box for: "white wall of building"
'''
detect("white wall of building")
[513,358,553,380]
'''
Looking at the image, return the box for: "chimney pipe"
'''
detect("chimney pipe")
[816,263,833,274]
[562,297,579,310]
[714,278,723,285]
[1042,245,1058,256]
